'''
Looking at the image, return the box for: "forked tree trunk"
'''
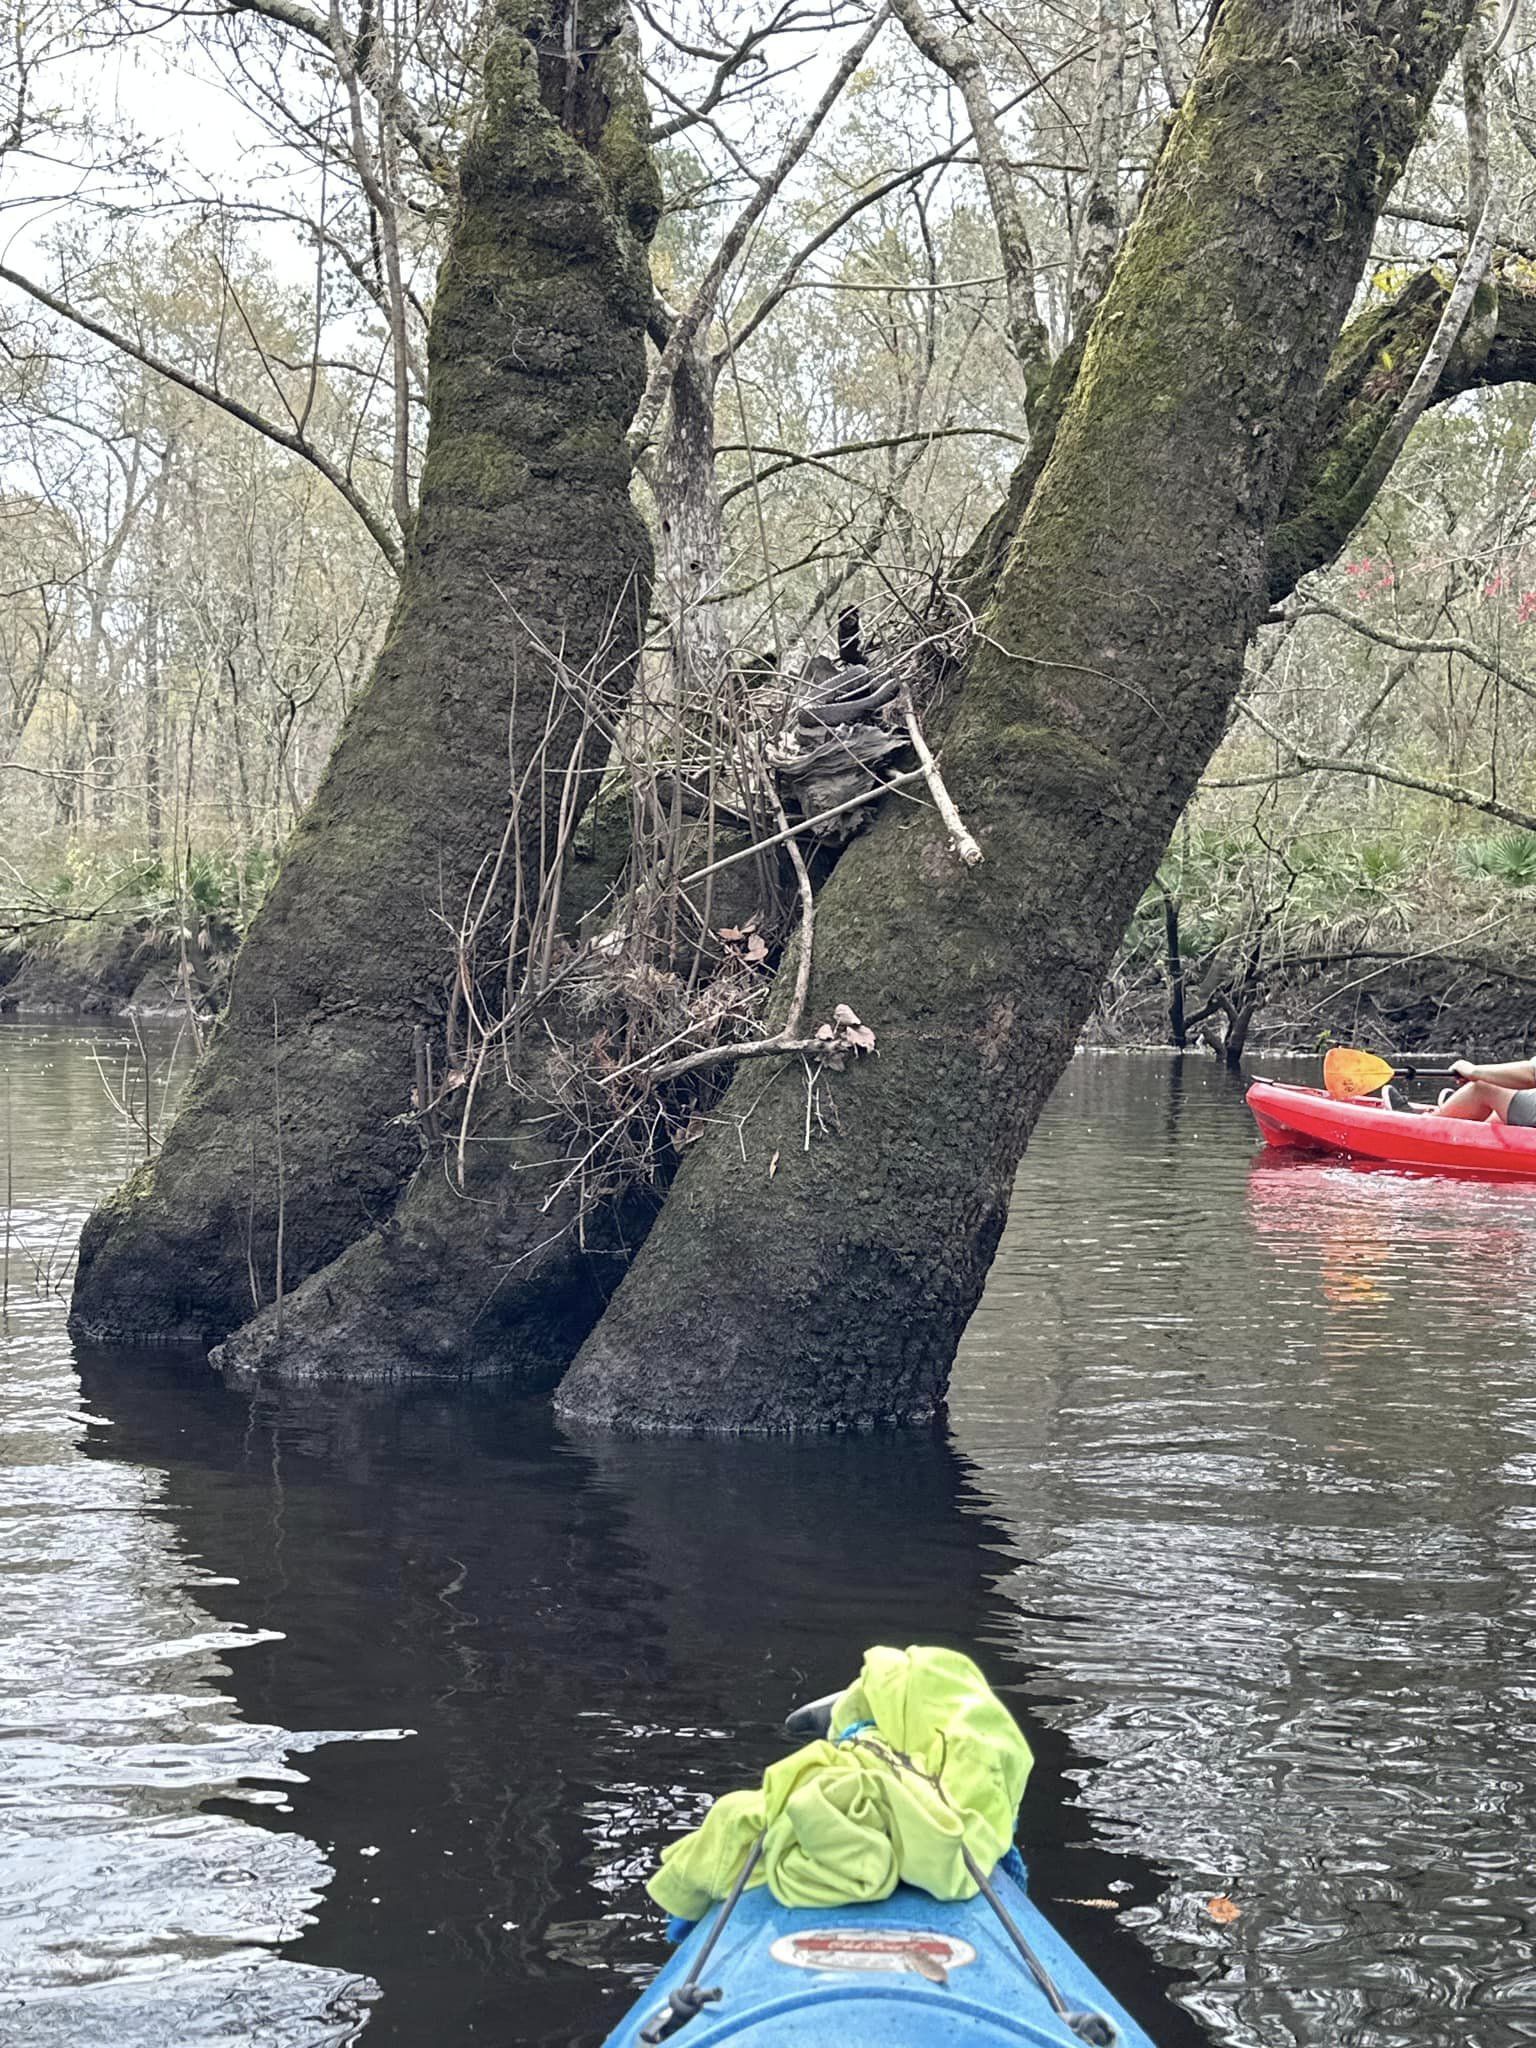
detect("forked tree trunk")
[223,5,1536,1399]
[207,1064,658,1388]
[205,832,758,1384]
[556,0,1477,1432]
[70,0,660,1345]
[208,22,1535,1401]
[200,251,744,1386]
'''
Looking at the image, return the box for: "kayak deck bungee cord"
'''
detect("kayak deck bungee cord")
[604,1647,1156,2048]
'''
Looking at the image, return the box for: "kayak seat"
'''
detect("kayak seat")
[781,1692,842,1739]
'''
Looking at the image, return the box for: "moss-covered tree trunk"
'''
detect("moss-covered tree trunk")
[70,0,660,1346]
[239,250,1533,1397]
[207,1057,657,1387]
[556,0,1476,1431]
[203,808,769,1386]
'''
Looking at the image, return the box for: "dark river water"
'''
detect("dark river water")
[4,1022,1536,2048]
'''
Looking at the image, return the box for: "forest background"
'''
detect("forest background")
[6,0,1536,1065]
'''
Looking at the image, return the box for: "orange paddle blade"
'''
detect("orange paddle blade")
[1324,1047,1395,1100]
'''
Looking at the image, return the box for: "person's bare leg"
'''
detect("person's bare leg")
[1436,1080,1514,1121]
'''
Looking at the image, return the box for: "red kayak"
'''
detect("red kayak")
[1247,1079,1536,1179]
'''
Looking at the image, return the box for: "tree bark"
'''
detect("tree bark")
[196,133,1536,1399]
[143,459,170,857]
[556,0,1478,1433]
[1071,0,1127,327]
[890,0,1050,392]
[207,1070,659,1387]
[1147,0,1191,103]
[653,342,728,704]
[1158,885,1186,1050]
[1268,257,1517,599]
[205,811,771,1384]
[70,0,660,1346]
[78,447,146,834]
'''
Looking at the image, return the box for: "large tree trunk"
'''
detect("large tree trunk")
[205,806,773,1385]
[70,0,660,1346]
[555,0,1476,1432]
[219,2,1535,1403]
[207,1076,657,1388]
[203,349,765,1390]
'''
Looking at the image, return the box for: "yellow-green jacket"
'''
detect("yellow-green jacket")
[648,1644,1034,1922]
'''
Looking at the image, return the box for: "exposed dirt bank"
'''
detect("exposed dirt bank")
[1089,951,1536,1063]
[0,931,223,1020]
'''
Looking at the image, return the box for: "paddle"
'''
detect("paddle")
[1322,1047,1460,1101]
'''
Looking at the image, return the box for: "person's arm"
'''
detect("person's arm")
[1452,1058,1536,1088]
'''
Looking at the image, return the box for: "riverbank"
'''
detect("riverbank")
[1088,946,1536,1063]
[0,930,223,1019]
[0,851,257,1020]
[10,922,1534,1066]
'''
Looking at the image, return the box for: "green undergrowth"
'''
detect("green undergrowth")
[5,843,276,970]
[1099,817,1536,1049]
[1129,820,1536,970]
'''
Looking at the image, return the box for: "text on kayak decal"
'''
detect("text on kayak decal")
[769,1930,977,1974]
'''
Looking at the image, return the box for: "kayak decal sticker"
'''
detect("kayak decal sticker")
[769,1930,977,1976]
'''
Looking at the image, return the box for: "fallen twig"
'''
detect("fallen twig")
[898,683,981,865]
[677,768,928,887]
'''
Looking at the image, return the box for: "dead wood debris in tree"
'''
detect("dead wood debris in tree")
[410,595,979,1250]
[765,606,977,856]
[767,644,907,833]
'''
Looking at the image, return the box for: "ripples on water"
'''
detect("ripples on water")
[5,1027,1536,2045]
[956,1056,1536,2047]
[0,1026,396,2045]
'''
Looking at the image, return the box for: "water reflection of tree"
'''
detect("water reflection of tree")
[74,1353,1195,2046]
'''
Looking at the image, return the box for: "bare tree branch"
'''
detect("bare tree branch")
[1220,697,1536,831]
[1380,199,1536,263]
[891,0,1049,392]
[646,0,797,143]
[1072,0,1127,327]
[1482,4,1536,163]
[325,0,414,532]
[1147,0,1191,103]
[1346,189,1502,517]
[0,261,403,572]
[627,2,893,460]
[723,33,1090,368]
[1464,22,1492,223]
[223,0,454,188]
[1288,599,1536,705]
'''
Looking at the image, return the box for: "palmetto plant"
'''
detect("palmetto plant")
[1461,830,1536,887]
[25,848,273,959]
